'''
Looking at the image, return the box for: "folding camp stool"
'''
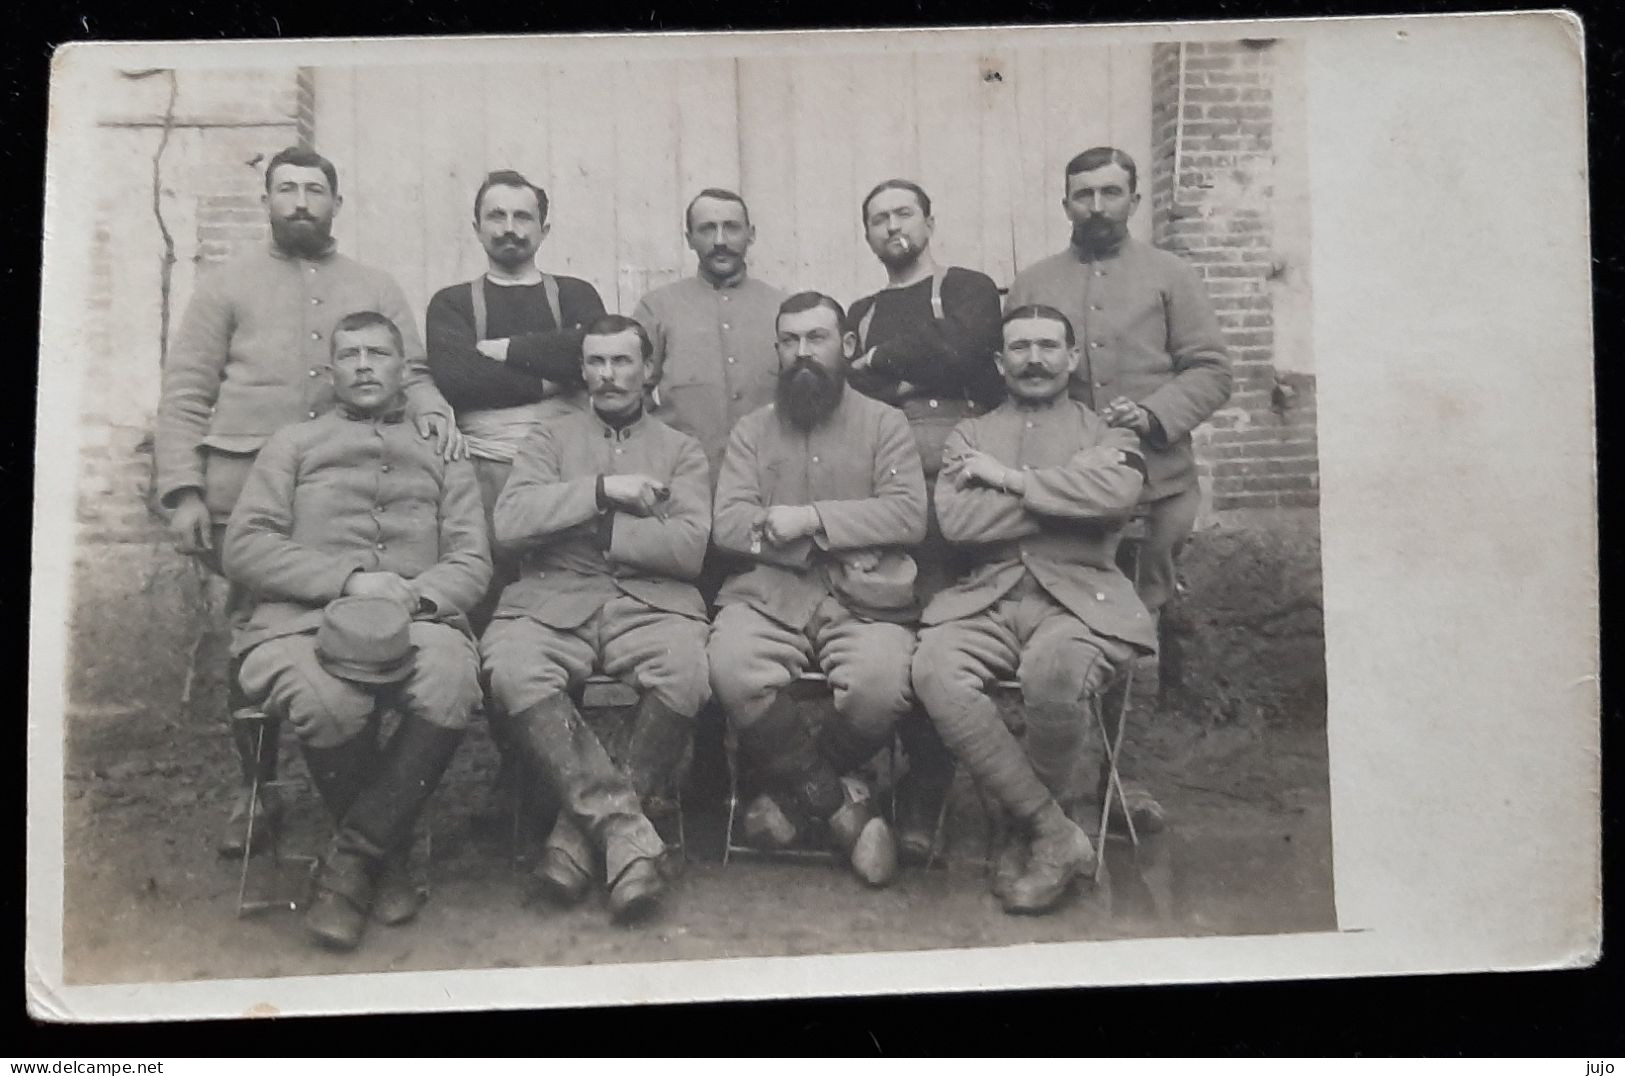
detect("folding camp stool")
[722,671,902,865]
[506,674,688,867]
[923,511,1152,886]
[230,707,316,918]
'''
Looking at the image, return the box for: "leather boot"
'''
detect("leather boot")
[371,822,430,926]
[894,709,956,865]
[622,694,696,803]
[738,693,844,820]
[218,706,284,858]
[511,696,666,921]
[741,792,801,849]
[987,804,1027,903]
[826,776,898,888]
[308,716,464,950]
[532,813,594,907]
[1001,801,1096,916]
[300,724,380,820]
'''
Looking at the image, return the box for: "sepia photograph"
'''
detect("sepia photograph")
[28,12,1597,1020]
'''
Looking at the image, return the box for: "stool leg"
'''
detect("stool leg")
[722,730,739,865]
[234,721,266,918]
[923,766,957,871]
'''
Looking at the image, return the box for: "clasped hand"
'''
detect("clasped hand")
[343,570,417,611]
[602,473,671,518]
[752,504,821,546]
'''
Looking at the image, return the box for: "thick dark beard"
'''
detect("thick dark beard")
[776,359,845,432]
[270,216,334,258]
[1070,218,1126,257]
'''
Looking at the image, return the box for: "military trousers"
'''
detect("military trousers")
[239,621,482,749]
[913,578,1137,803]
[708,596,916,743]
[480,596,711,719]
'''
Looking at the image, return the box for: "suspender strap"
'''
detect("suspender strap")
[471,273,564,342]
[857,266,949,351]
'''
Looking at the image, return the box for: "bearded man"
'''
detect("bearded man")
[706,291,927,887]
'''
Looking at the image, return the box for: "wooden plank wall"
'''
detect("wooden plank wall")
[315,42,1151,323]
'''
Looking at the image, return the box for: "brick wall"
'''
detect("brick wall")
[1150,39,1318,512]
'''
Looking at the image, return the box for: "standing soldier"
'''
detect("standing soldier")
[424,170,608,631]
[1005,147,1232,831]
[708,292,927,888]
[156,145,462,859]
[632,189,786,483]
[846,178,1005,864]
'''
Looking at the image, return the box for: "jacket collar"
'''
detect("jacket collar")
[269,237,338,262]
[338,400,408,424]
[589,403,648,441]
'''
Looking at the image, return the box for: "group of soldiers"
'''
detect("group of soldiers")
[155,142,1232,952]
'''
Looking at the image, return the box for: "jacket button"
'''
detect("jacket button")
[376,542,386,550]
[1095,592,1106,601]
[311,297,322,305]
[311,331,321,340]
[309,368,319,377]
[928,399,938,408]
[381,463,391,473]
[307,410,317,418]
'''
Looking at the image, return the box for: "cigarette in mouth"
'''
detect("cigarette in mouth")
[896,236,911,253]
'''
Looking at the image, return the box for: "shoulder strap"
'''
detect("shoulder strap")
[472,273,564,339]
[861,267,951,350]
[470,276,488,341]
[857,300,876,353]
[541,272,562,328]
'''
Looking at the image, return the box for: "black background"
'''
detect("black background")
[4,0,1619,1056]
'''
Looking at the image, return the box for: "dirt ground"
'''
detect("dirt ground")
[59,508,1334,986]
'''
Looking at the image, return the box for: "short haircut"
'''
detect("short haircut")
[685,188,751,233]
[264,145,339,195]
[1002,304,1076,348]
[860,178,932,224]
[330,310,404,358]
[474,170,550,226]
[582,314,653,360]
[776,291,848,334]
[1064,146,1139,193]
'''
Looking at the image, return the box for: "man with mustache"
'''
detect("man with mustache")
[846,178,1006,865]
[1005,146,1232,834]
[480,315,711,922]
[912,305,1157,914]
[631,189,786,484]
[425,170,609,630]
[224,310,490,950]
[708,292,927,887]
[157,145,463,859]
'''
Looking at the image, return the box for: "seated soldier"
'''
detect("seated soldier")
[480,315,712,923]
[911,305,1157,915]
[224,310,491,951]
[708,291,928,887]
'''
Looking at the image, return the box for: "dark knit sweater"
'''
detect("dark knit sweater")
[425,274,607,412]
[847,266,1006,410]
